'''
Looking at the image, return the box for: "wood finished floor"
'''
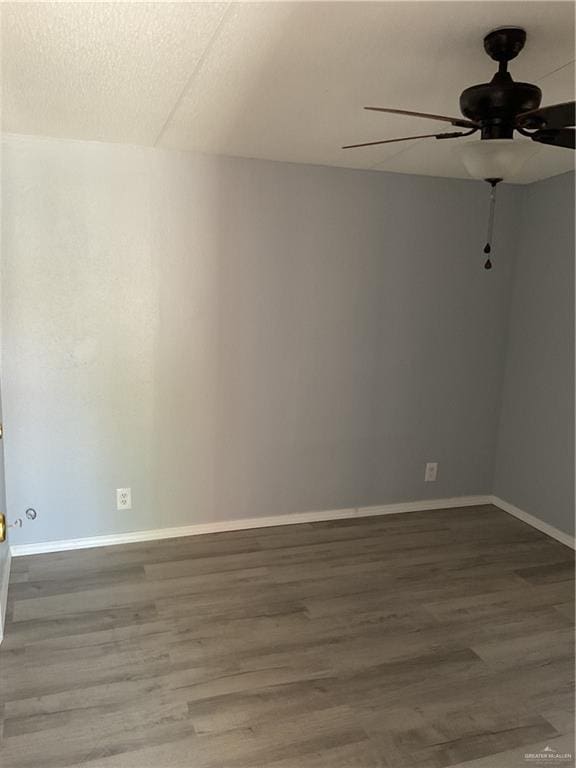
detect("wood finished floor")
[0,504,574,768]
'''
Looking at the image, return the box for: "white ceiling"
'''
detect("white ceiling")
[1,1,574,183]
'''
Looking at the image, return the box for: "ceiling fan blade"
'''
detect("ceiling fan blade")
[531,128,575,149]
[343,133,441,149]
[342,130,472,149]
[517,101,575,130]
[364,107,478,129]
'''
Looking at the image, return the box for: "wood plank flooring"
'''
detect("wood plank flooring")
[0,504,574,768]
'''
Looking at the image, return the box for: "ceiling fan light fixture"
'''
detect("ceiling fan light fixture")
[459,138,536,181]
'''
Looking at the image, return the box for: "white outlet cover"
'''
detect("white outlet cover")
[425,463,438,482]
[116,488,132,510]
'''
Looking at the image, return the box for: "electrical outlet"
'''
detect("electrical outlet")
[116,488,132,510]
[424,462,438,482]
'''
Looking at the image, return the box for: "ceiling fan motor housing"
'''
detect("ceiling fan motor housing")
[460,78,542,138]
[460,27,542,139]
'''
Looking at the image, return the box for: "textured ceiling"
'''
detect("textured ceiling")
[2,1,574,183]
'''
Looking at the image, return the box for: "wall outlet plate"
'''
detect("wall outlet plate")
[116,488,132,510]
[425,462,438,482]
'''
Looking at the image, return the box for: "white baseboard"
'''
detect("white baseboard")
[0,546,12,644]
[10,495,492,557]
[10,495,573,557]
[490,495,575,550]
[357,495,490,517]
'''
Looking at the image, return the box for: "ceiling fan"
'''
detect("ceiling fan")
[343,27,575,269]
[343,27,574,158]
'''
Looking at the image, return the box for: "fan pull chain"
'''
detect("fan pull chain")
[483,179,500,270]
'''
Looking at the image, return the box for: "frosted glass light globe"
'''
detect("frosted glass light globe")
[460,139,536,181]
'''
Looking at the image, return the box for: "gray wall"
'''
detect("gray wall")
[1,135,520,546]
[494,171,575,536]
[0,160,10,635]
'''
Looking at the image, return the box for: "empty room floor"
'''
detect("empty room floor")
[0,505,574,768]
